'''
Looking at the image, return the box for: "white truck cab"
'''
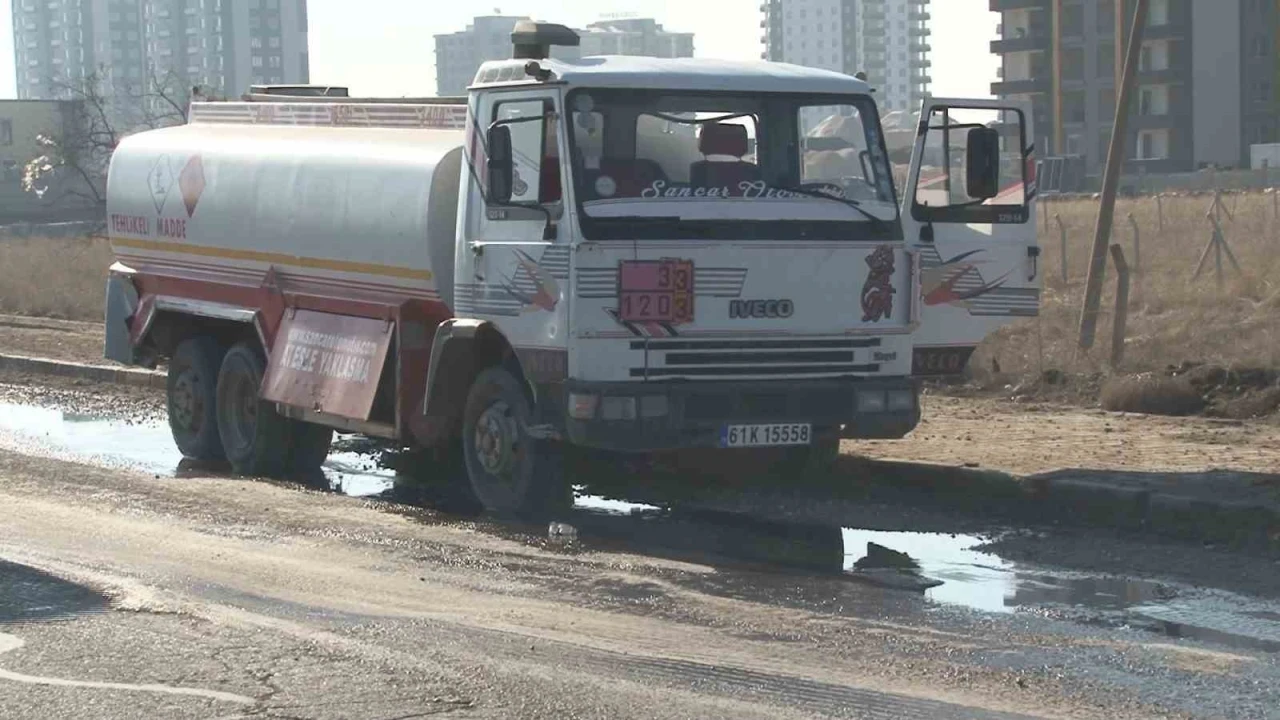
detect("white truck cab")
[102,22,1038,515]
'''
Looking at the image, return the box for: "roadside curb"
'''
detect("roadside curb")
[849,458,1280,551]
[0,353,166,390]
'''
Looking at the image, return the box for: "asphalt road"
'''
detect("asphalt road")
[1,381,1279,719]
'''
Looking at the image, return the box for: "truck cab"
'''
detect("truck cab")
[102,22,1037,517]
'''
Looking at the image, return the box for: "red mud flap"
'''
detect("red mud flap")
[262,310,393,421]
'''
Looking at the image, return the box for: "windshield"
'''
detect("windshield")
[566,89,899,241]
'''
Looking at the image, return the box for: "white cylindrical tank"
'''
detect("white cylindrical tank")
[106,120,466,308]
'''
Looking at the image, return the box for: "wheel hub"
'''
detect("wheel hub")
[474,400,519,479]
[171,370,201,430]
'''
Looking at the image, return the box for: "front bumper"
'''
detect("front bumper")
[556,378,920,452]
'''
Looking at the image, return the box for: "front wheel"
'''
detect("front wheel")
[461,367,568,517]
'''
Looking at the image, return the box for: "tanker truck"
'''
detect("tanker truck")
[103,22,1040,515]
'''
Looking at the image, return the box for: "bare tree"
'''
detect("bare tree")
[22,66,199,209]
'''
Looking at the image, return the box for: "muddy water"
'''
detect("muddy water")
[1,400,1278,653]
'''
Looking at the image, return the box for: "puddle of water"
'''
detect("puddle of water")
[842,529,1016,613]
[572,490,662,517]
[0,402,394,496]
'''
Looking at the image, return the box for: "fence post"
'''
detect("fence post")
[1127,212,1140,273]
[1155,193,1164,233]
[1109,244,1131,368]
[1055,215,1068,283]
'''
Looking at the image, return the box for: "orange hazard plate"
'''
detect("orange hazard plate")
[262,310,393,422]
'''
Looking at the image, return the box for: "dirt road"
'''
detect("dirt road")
[1,378,1279,718]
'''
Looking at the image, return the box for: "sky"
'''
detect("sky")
[0,0,998,99]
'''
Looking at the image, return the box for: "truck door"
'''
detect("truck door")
[900,98,1039,377]
[456,89,571,373]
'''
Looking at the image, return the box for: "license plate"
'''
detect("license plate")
[720,423,812,448]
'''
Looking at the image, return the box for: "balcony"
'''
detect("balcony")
[990,33,1050,54]
[911,42,931,53]
[992,77,1050,95]
[990,0,1050,9]
[909,11,930,22]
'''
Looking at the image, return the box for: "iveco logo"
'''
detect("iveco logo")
[729,299,795,319]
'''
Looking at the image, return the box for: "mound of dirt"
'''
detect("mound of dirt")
[1173,363,1280,419]
[1100,374,1206,416]
[1098,363,1280,418]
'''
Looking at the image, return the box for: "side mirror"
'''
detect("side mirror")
[965,127,1001,200]
[487,125,514,203]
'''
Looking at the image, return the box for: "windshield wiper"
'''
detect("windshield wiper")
[769,185,891,229]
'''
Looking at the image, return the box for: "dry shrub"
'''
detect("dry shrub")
[1100,374,1206,416]
[0,235,113,321]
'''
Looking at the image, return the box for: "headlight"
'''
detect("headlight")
[601,396,638,421]
[888,389,916,412]
[857,390,887,412]
[568,393,599,420]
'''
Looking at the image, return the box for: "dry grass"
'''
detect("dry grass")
[975,192,1280,390]
[0,235,113,321]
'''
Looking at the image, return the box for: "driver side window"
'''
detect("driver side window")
[913,107,1027,216]
[494,99,562,205]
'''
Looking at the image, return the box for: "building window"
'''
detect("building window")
[0,120,12,146]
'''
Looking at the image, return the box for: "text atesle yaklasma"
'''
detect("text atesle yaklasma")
[279,327,377,384]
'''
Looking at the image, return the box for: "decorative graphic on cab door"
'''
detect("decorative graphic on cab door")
[860,245,897,323]
[918,246,1040,317]
[454,246,570,317]
[502,248,560,312]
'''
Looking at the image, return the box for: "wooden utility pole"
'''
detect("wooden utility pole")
[1078,0,1148,350]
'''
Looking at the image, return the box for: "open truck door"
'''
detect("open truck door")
[901,98,1040,377]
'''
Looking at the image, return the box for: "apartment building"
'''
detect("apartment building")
[991,0,1278,174]
[761,0,933,114]
[12,0,309,103]
[578,18,695,59]
[434,15,695,97]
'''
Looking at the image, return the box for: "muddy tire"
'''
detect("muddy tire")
[461,366,568,517]
[289,422,334,476]
[167,336,226,461]
[215,342,291,477]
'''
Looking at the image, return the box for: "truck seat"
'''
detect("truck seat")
[690,123,761,190]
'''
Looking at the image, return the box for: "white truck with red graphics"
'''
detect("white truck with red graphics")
[103,23,1039,514]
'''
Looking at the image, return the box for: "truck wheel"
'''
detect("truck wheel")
[215,343,291,477]
[461,366,568,517]
[167,336,226,461]
[289,423,334,476]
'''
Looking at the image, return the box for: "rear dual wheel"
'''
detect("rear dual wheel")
[165,337,332,477]
[215,343,334,477]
